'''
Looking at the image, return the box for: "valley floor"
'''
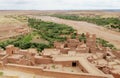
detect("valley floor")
[28,15,120,49]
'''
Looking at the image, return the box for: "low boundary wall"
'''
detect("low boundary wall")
[4,64,110,78]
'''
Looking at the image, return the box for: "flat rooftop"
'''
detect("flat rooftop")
[8,54,23,59]
[53,55,105,75]
[42,49,60,56]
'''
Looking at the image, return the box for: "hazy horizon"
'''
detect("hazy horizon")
[0,0,120,10]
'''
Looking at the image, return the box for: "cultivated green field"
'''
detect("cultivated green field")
[52,14,120,32]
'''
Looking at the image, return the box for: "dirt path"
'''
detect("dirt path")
[28,15,120,49]
[1,69,54,78]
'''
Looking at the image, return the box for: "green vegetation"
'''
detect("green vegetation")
[79,33,86,43]
[0,34,49,51]
[28,18,74,43]
[51,65,56,69]
[52,14,120,31]
[0,18,75,52]
[96,38,116,50]
[0,72,3,76]
[71,32,77,39]
[0,16,116,51]
[5,15,28,23]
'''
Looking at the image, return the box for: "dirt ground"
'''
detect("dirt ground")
[0,15,29,40]
[0,69,54,78]
[29,16,120,49]
[0,10,120,48]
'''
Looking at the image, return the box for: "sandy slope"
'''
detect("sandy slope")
[28,15,120,49]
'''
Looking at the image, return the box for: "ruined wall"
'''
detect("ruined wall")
[77,61,88,73]
[0,55,9,65]
[0,62,3,69]
[7,58,19,64]
[35,57,53,64]
[5,64,109,78]
[110,72,120,78]
[76,47,89,53]
[54,61,75,67]
[112,51,120,58]
[6,45,15,55]
[60,48,70,54]
[67,43,78,48]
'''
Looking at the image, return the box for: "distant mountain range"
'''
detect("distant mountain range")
[0,9,120,12]
[103,9,120,12]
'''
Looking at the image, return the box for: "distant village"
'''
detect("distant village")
[0,32,119,78]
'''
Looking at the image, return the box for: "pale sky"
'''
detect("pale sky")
[0,0,120,10]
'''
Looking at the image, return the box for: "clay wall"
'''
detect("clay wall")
[77,61,88,73]
[35,57,53,64]
[54,42,64,49]
[5,64,109,78]
[7,58,19,64]
[6,46,15,55]
[1,55,9,65]
[86,34,96,48]
[54,60,77,67]
[110,72,120,78]
[76,48,89,53]
[18,59,27,65]
[60,48,70,54]
[67,43,78,48]
[0,62,3,69]
[112,51,120,58]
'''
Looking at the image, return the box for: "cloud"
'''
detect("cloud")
[0,0,120,10]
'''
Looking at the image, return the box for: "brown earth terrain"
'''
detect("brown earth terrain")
[28,15,120,49]
[0,15,30,41]
[0,11,120,78]
[0,10,120,47]
[0,10,120,17]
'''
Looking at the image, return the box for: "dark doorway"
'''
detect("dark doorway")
[107,53,110,56]
[72,62,76,67]
[12,51,14,54]
[89,49,91,53]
